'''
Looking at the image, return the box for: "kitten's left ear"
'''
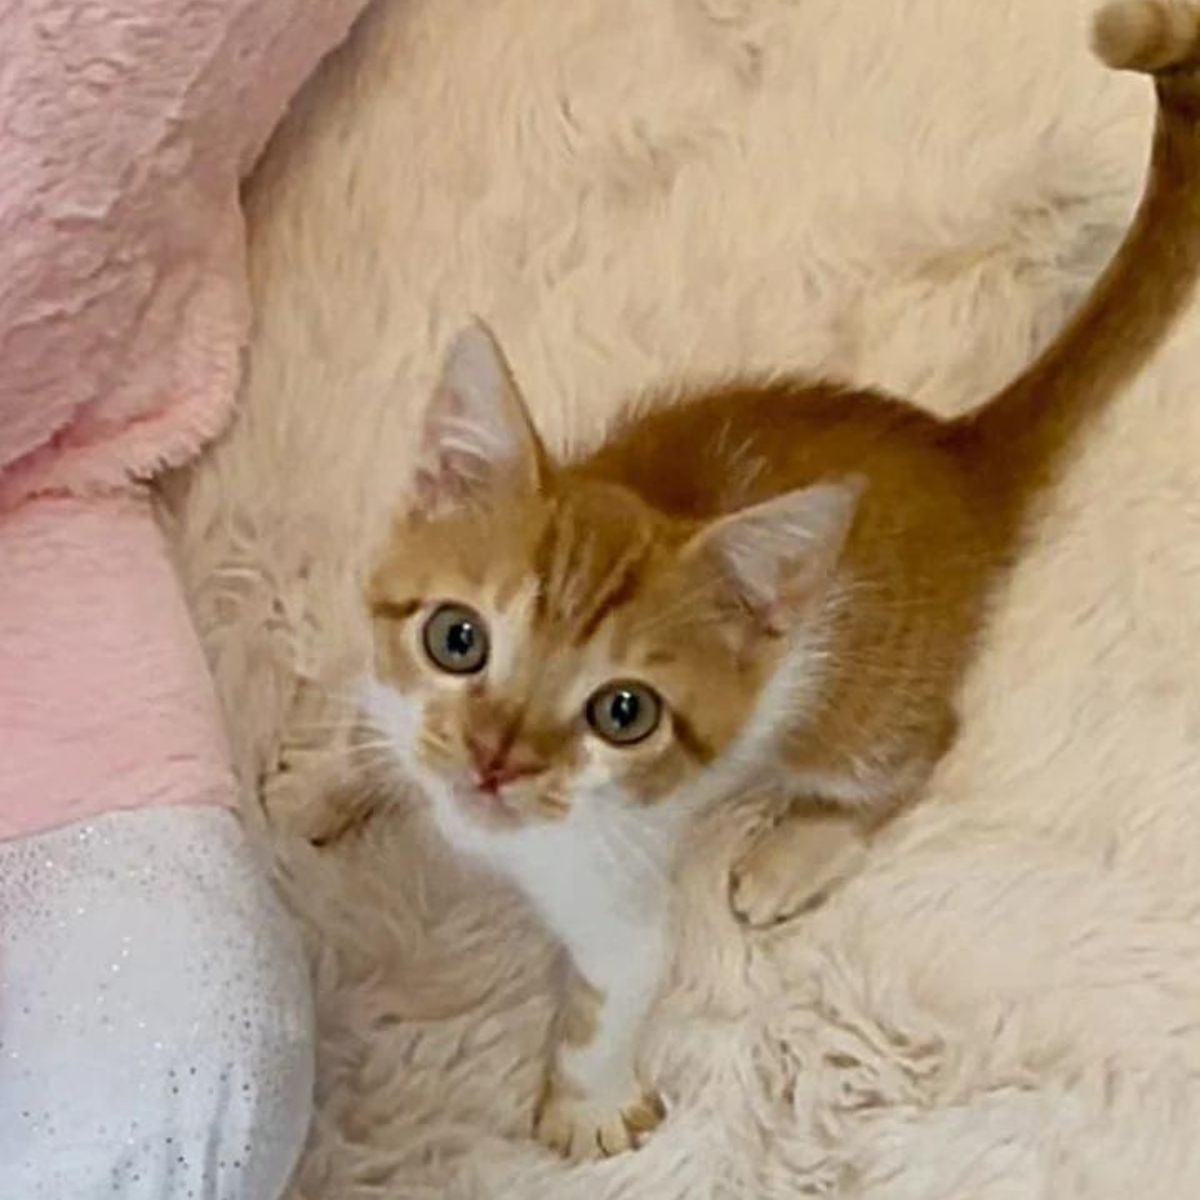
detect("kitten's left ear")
[688,477,864,635]
[413,320,548,515]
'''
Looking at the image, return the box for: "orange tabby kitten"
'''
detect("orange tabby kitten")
[365,3,1200,1160]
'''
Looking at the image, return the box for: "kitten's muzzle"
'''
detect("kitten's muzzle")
[465,732,545,796]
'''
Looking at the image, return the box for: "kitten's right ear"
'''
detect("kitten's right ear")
[413,320,547,516]
[687,477,864,636]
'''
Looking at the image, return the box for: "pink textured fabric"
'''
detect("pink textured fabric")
[0,0,368,839]
[0,0,366,507]
[0,496,236,841]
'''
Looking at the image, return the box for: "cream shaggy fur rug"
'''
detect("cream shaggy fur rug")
[167,0,1200,1195]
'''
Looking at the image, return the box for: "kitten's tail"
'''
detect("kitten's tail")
[1094,0,1200,71]
[948,0,1200,510]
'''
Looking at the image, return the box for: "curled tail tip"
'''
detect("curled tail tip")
[1092,1,1200,73]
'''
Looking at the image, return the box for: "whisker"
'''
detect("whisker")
[595,811,670,888]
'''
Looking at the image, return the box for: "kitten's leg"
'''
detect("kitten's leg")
[729,804,867,927]
[733,713,950,927]
[536,920,667,1160]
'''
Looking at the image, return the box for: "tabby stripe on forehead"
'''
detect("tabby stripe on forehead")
[371,597,421,621]
[574,544,650,643]
[531,515,559,621]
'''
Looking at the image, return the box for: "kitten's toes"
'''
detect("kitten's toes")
[729,809,865,928]
[535,1081,665,1161]
[729,847,830,927]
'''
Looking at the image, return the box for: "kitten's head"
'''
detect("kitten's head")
[365,323,858,837]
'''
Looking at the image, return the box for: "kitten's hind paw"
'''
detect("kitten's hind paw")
[535,1080,665,1161]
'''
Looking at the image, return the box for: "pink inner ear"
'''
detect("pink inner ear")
[414,452,470,512]
[699,478,864,634]
[411,325,547,514]
[413,411,470,512]
[413,379,505,512]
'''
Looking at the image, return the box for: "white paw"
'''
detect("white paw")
[535,1080,665,1161]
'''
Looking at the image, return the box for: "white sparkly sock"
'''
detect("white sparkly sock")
[0,805,314,1199]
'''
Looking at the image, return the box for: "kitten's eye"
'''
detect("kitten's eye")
[422,603,489,675]
[585,681,662,746]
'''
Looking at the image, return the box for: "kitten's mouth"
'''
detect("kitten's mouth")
[448,780,524,829]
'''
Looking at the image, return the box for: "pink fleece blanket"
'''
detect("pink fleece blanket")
[0,0,368,840]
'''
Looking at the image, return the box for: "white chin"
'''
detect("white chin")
[421,779,524,859]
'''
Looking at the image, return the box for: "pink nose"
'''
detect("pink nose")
[466,734,540,794]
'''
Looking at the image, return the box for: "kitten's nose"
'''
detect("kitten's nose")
[466,732,540,794]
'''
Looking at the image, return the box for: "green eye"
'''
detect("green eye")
[585,681,663,746]
[422,603,489,675]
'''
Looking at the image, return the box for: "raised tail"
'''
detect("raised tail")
[949,0,1200,508]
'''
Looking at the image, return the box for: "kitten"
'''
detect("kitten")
[364,2,1200,1161]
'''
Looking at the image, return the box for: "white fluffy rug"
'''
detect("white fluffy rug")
[168,0,1200,1195]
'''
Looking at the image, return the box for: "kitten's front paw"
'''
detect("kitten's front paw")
[535,1078,664,1161]
[730,808,866,927]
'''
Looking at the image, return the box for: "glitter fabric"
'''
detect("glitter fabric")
[0,806,314,1198]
